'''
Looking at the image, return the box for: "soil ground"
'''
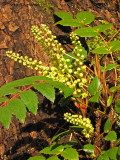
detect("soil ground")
[0,0,120,159]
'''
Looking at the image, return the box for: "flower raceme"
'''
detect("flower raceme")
[6,24,87,99]
[64,112,94,138]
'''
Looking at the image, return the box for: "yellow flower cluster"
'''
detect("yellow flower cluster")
[64,112,94,138]
[6,24,88,99]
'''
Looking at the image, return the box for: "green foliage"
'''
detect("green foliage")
[83,144,94,154]
[40,143,79,160]
[88,76,101,103]
[0,76,73,129]
[98,147,119,160]
[116,99,120,113]
[104,118,111,133]
[88,76,101,96]
[33,83,55,102]
[19,90,38,114]
[105,131,117,141]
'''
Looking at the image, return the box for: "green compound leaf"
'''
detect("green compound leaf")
[0,76,51,89]
[108,40,120,52]
[104,118,111,133]
[107,94,113,107]
[48,81,73,98]
[33,83,55,102]
[61,148,79,160]
[40,144,64,154]
[74,27,98,37]
[105,131,117,141]
[19,90,38,115]
[51,130,72,142]
[28,156,46,160]
[0,88,21,97]
[0,97,9,103]
[0,106,12,129]
[55,19,83,27]
[83,144,94,154]
[47,156,60,160]
[88,76,101,96]
[88,91,101,103]
[92,47,109,54]
[108,147,118,160]
[55,12,73,20]
[93,23,113,32]
[8,99,27,123]
[0,78,35,89]
[116,99,120,113]
[105,63,118,71]
[76,11,95,24]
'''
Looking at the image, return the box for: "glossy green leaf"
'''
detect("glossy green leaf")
[105,64,118,71]
[109,86,120,92]
[47,156,60,160]
[0,88,21,97]
[107,94,113,107]
[70,125,85,131]
[40,144,64,154]
[108,40,120,52]
[61,148,79,160]
[83,144,94,154]
[104,118,111,133]
[105,131,117,141]
[98,151,109,160]
[74,27,98,37]
[0,78,35,89]
[28,156,46,160]
[48,81,73,98]
[63,141,78,148]
[0,76,51,89]
[114,138,120,146]
[108,147,118,160]
[19,90,38,115]
[55,19,83,27]
[33,83,55,102]
[0,106,12,129]
[92,47,109,54]
[100,65,104,72]
[51,130,72,142]
[0,97,9,103]
[118,78,120,81]
[8,99,27,123]
[93,23,113,32]
[88,91,101,103]
[76,11,95,24]
[116,99,120,113]
[55,12,73,19]
[102,153,109,160]
[97,155,103,160]
[88,76,101,95]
